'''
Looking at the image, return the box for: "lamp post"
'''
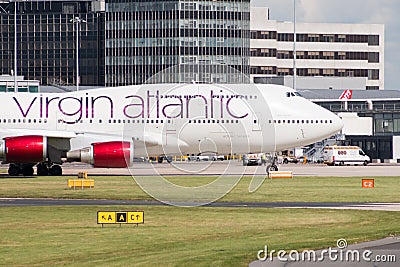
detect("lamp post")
[293,0,297,90]
[70,17,86,91]
[14,0,17,92]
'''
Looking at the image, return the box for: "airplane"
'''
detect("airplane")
[0,83,343,176]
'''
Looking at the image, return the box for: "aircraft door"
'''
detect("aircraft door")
[164,119,177,146]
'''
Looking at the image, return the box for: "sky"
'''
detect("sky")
[251,0,400,90]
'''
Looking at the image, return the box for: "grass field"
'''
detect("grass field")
[0,175,399,203]
[0,206,399,266]
[0,175,399,266]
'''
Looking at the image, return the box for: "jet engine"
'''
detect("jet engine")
[67,141,134,168]
[0,135,47,163]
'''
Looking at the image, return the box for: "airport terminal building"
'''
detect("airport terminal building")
[250,8,384,90]
[300,90,400,163]
[0,0,384,89]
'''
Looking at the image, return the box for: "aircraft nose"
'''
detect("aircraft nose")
[332,114,344,133]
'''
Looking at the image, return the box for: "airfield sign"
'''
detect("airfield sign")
[362,179,375,189]
[97,211,144,226]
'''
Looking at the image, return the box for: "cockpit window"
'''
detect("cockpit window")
[286,92,302,97]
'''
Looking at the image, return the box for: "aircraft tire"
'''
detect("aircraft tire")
[22,166,34,176]
[37,163,49,176]
[50,165,62,176]
[266,164,278,174]
[8,164,20,176]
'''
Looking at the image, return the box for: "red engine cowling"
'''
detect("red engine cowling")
[0,136,47,163]
[92,141,133,168]
[67,141,134,168]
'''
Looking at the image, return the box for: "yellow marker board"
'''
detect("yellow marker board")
[97,211,144,225]
[97,211,116,224]
[127,211,144,224]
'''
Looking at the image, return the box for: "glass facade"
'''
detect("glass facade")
[0,0,250,87]
[105,0,250,85]
[0,1,105,86]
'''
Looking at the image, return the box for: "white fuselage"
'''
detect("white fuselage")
[0,84,343,158]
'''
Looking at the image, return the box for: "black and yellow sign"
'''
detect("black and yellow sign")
[97,211,144,225]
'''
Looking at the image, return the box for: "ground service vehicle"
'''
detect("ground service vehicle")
[243,153,263,166]
[323,146,370,166]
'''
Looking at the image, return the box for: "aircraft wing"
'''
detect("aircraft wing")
[0,128,77,139]
[0,128,163,147]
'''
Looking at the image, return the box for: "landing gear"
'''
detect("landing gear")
[8,163,34,176]
[266,164,278,175]
[49,165,62,176]
[22,165,34,176]
[8,164,20,176]
[36,162,63,176]
[37,163,49,176]
[266,154,278,175]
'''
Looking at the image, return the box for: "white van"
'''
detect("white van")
[323,146,370,166]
